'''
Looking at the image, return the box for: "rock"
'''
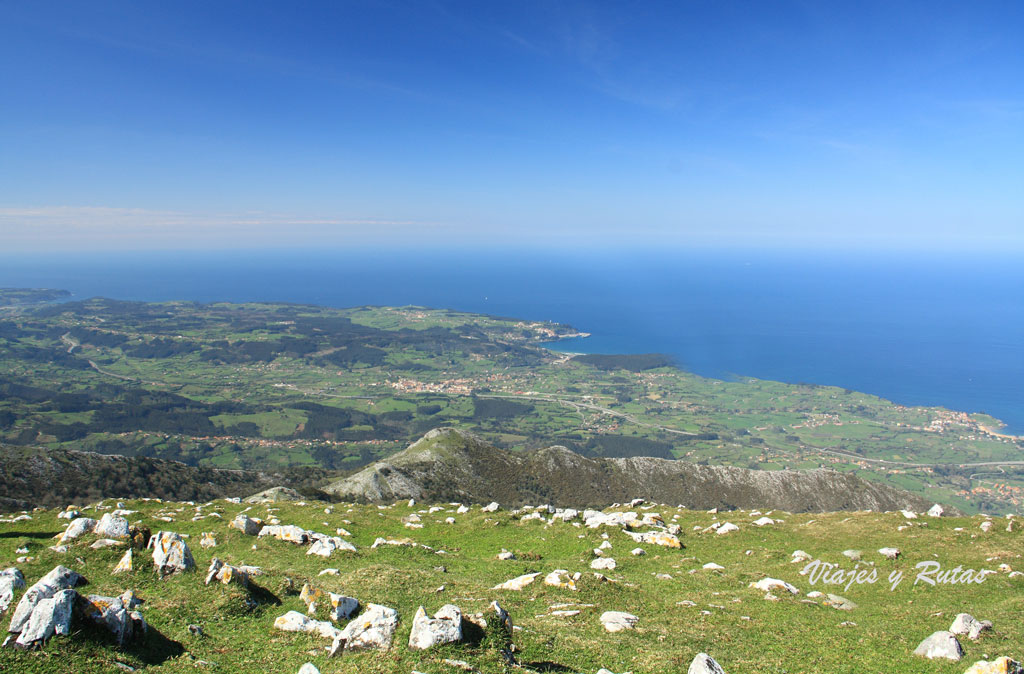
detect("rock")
[371,537,416,548]
[204,558,248,587]
[14,588,76,647]
[58,517,97,544]
[751,517,775,527]
[9,565,86,634]
[482,502,500,512]
[823,594,857,610]
[244,486,303,503]
[624,530,683,548]
[950,613,981,636]
[928,504,945,517]
[750,578,799,594]
[688,652,727,674]
[842,550,862,561]
[0,568,26,614]
[257,524,309,545]
[273,610,342,641]
[981,521,993,532]
[491,600,513,640]
[112,549,134,575]
[95,513,130,539]
[78,593,146,646]
[90,538,126,549]
[600,611,638,633]
[584,511,639,529]
[590,558,617,571]
[329,593,360,622]
[408,604,462,650]
[631,548,646,556]
[297,664,321,674]
[901,510,918,519]
[497,550,516,561]
[969,621,993,640]
[149,531,195,577]
[703,563,724,571]
[878,547,900,560]
[200,532,217,549]
[715,522,739,535]
[544,570,578,591]
[330,603,399,653]
[791,550,812,563]
[962,657,1024,674]
[913,631,964,661]
[492,573,540,591]
[229,514,264,536]
[300,583,324,607]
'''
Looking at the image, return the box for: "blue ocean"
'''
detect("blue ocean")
[2,248,1022,435]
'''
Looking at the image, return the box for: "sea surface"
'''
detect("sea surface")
[2,248,1022,435]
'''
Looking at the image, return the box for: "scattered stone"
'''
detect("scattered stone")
[750,578,799,594]
[307,536,356,557]
[624,530,682,548]
[842,550,862,561]
[913,631,964,661]
[14,588,76,648]
[492,573,540,591]
[199,532,217,549]
[273,610,342,641]
[703,563,724,571]
[0,568,26,614]
[229,514,264,536]
[204,558,248,587]
[751,517,775,527]
[78,592,147,646]
[544,570,578,591]
[297,664,320,674]
[981,521,993,532]
[9,565,86,634]
[631,548,646,556]
[928,504,945,517]
[58,517,97,544]
[878,547,900,560]
[329,593,360,622]
[112,549,134,575]
[600,611,638,633]
[791,550,812,563]
[482,502,500,512]
[497,550,516,561]
[371,537,416,548]
[95,513,130,540]
[901,510,918,519]
[688,652,727,674]
[330,603,399,653]
[823,594,857,610]
[715,523,739,535]
[408,604,462,650]
[257,524,309,545]
[90,538,126,549]
[149,531,195,577]
[590,558,617,571]
[962,657,1024,674]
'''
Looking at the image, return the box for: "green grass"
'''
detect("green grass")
[1,498,1021,673]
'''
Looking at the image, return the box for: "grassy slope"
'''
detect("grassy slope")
[0,498,1021,673]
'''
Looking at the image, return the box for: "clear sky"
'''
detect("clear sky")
[1,1,1022,252]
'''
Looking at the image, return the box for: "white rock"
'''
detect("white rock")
[912,630,963,660]
[329,593,360,622]
[751,517,775,527]
[0,568,27,614]
[981,521,993,532]
[600,610,638,633]
[703,563,724,571]
[14,588,76,647]
[408,604,462,650]
[631,548,646,556]
[274,610,342,640]
[482,502,500,512]
[297,664,321,674]
[791,550,812,563]
[58,517,97,544]
[715,522,739,535]
[688,652,727,674]
[149,531,195,576]
[544,570,578,591]
[331,603,399,653]
[590,558,617,571]
[901,510,918,519]
[492,573,540,591]
[229,513,263,536]
[78,592,146,645]
[878,547,900,560]
[95,513,130,539]
[497,550,516,561]
[750,578,799,594]
[962,657,1024,674]
[928,504,944,517]
[9,565,85,634]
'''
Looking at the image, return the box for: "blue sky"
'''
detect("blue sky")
[1,1,1022,252]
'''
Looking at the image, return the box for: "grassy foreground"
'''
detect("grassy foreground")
[0,497,1021,673]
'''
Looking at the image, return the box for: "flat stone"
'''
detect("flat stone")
[750,578,799,594]
[824,594,857,610]
[331,603,399,653]
[591,558,617,571]
[878,547,900,560]
[492,573,540,591]
[913,631,964,661]
[274,610,342,640]
[600,611,638,632]
[962,657,1024,674]
[688,652,727,674]
[715,523,739,535]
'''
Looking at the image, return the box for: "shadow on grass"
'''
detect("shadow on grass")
[248,581,281,606]
[0,530,62,539]
[75,619,184,667]
[523,663,574,672]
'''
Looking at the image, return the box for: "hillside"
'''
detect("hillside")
[325,428,936,513]
[0,494,1019,673]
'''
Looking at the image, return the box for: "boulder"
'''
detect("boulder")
[962,657,1024,674]
[58,517,97,544]
[928,504,945,517]
[751,517,775,527]
[878,547,900,560]
[200,532,217,549]
[791,550,812,563]
[913,631,964,661]
[408,604,462,650]
[297,664,321,674]
[257,524,309,545]
[95,513,130,540]
[273,610,342,640]
[77,592,146,646]
[591,558,617,571]
[330,603,399,653]
[329,593,360,622]
[307,535,356,557]
[749,578,799,594]
[600,611,638,633]
[149,531,195,577]
[842,550,862,561]
[14,588,76,648]
[492,573,540,591]
[688,653,727,674]
[715,522,739,535]
[0,568,26,614]
[544,570,578,591]
[112,549,134,575]
[9,565,85,634]
[482,502,500,512]
[229,514,264,536]
[205,558,248,587]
